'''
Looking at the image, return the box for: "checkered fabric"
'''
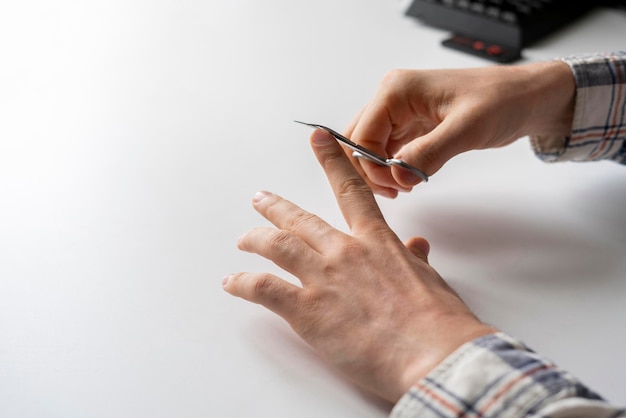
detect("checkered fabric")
[532,51,626,163]
[391,333,625,418]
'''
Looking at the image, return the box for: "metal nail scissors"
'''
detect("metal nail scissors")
[295,121,428,183]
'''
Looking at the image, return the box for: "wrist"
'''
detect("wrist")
[521,60,576,138]
[393,319,498,402]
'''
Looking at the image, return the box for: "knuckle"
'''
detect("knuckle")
[266,229,293,252]
[380,69,410,89]
[285,211,317,233]
[336,176,370,200]
[252,273,277,296]
[327,236,366,264]
[322,146,347,167]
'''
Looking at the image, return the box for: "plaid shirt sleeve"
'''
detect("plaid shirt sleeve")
[390,332,626,418]
[531,50,626,163]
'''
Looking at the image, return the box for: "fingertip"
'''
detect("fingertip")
[222,272,300,318]
[221,272,247,298]
[253,190,272,205]
[391,165,426,188]
[376,187,399,199]
[222,274,235,292]
[362,162,413,194]
[236,232,247,251]
[310,128,335,147]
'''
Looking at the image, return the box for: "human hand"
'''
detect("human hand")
[223,128,497,402]
[345,60,576,197]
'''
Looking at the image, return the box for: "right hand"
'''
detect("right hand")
[344,60,576,197]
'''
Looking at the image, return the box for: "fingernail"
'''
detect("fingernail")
[222,274,233,287]
[311,129,334,145]
[253,190,271,203]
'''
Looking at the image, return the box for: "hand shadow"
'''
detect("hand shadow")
[401,184,626,288]
[244,313,394,415]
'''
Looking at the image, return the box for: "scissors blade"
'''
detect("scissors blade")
[294,121,388,165]
[294,120,428,183]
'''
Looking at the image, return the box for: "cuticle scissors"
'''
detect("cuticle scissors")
[295,121,428,183]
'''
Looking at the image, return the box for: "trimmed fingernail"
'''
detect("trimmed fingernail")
[253,190,271,203]
[311,128,334,145]
[222,274,233,287]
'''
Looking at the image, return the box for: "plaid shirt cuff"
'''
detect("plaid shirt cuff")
[531,50,626,164]
[390,332,625,418]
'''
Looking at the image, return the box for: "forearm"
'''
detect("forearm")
[391,332,626,418]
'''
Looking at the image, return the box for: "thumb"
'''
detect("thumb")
[404,236,430,262]
[392,116,471,187]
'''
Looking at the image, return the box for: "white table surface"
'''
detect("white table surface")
[1,1,625,416]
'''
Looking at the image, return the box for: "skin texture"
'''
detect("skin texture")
[223,129,497,403]
[345,60,576,197]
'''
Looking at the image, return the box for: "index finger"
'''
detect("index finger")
[309,128,388,235]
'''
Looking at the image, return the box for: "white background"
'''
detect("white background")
[1,1,625,416]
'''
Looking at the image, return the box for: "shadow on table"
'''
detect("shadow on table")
[407,182,626,287]
[245,312,394,416]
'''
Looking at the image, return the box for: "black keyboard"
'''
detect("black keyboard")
[405,0,594,62]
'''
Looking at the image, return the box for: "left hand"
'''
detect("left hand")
[223,128,497,402]
[342,62,575,196]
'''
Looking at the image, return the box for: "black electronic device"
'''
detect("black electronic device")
[405,0,595,62]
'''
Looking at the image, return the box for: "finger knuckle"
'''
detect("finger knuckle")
[323,149,347,170]
[266,229,293,252]
[285,211,317,233]
[336,176,370,200]
[253,273,278,297]
[380,69,410,89]
[327,236,366,264]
